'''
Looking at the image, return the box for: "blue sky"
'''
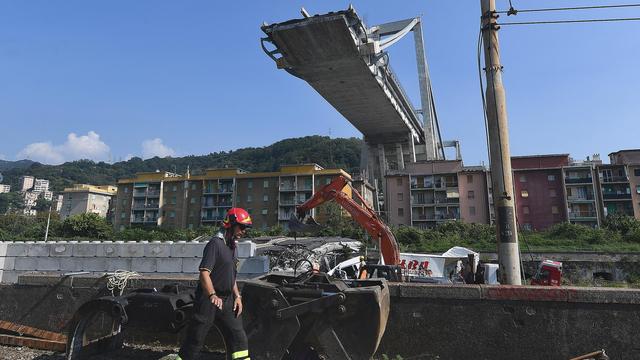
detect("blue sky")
[0,1,638,165]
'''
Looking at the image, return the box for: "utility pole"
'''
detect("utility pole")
[480,0,522,285]
[44,204,52,242]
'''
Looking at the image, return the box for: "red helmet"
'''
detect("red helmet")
[222,208,252,229]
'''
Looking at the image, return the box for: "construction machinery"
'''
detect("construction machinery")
[65,176,397,359]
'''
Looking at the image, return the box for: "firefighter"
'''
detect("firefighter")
[177,208,252,360]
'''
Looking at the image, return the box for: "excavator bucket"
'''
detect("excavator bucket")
[242,272,390,360]
[288,213,322,233]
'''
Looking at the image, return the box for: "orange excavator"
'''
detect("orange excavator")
[291,175,401,269]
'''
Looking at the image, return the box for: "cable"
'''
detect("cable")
[477,30,492,167]
[106,270,140,296]
[497,3,640,14]
[499,17,640,26]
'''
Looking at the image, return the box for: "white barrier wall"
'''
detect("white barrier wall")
[0,240,267,284]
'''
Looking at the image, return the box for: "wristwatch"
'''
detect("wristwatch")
[208,292,217,299]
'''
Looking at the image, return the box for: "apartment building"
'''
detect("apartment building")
[19,176,34,192]
[608,150,640,219]
[385,161,491,229]
[512,154,570,231]
[113,165,352,231]
[60,184,117,220]
[562,157,602,228]
[0,184,10,193]
[597,164,633,217]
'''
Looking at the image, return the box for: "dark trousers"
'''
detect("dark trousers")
[179,290,249,360]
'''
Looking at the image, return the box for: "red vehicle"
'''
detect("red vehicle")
[530,259,563,286]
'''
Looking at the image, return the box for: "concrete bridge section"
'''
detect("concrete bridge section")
[1,274,639,359]
[261,7,447,205]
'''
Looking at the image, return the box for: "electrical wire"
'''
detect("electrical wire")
[498,17,640,26]
[477,30,492,167]
[497,3,640,14]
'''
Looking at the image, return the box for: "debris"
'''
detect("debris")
[0,320,67,352]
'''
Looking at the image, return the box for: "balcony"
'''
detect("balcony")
[565,177,593,184]
[278,212,294,221]
[279,183,296,191]
[567,195,595,202]
[601,176,629,183]
[203,187,233,195]
[134,189,160,197]
[132,203,160,210]
[569,211,597,220]
[603,193,632,200]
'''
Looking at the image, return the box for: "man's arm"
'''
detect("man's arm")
[200,270,223,309]
[232,281,243,317]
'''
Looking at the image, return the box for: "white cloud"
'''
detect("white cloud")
[0,154,6,160]
[17,131,110,164]
[142,138,176,159]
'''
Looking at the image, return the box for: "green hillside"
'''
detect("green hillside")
[2,136,363,192]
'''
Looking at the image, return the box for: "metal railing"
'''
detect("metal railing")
[603,193,632,200]
[569,211,597,219]
[565,177,592,184]
[601,176,629,183]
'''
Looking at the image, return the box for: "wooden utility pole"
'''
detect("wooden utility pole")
[480,0,522,285]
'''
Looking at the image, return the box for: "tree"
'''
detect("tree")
[34,198,52,213]
[62,213,112,239]
[0,192,24,214]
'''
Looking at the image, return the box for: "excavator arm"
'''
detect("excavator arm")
[294,175,400,265]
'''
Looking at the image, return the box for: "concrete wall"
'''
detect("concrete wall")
[0,240,268,284]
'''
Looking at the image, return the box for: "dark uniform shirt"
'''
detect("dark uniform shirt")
[198,233,237,296]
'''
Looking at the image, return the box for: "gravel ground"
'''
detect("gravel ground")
[0,344,226,360]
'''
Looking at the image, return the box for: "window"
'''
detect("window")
[261,209,268,215]
[263,180,269,188]
[551,206,559,214]
[172,185,177,192]
[523,223,532,231]
[247,195,252,203]
[248,180,253,189]
[397,208,404,217]
[469,206,476,216]
[188,224,194,230]
[191,183,197,190]
[636,185,640,194]
[325,177,331,185]
[549,189,557,197]
[523,206,530,215]
[467,175,474,184]
[169,211,176,218]
[635,169,640,177]
[468,191,475,199]
[548,175,556,181]
[120,212,126,219]
[122,199,127,206]
[190,197,196,204]
[519,175,527,182]
[189,210,194,217]
[521,190,529,198]
[124,187,129,193]
[397,193,403,201]
[171,196,176,205]
[263,194,269,202]
[397,178,403,186]
[119,225,125,231]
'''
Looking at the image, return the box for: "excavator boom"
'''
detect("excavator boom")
[295,175,401,265]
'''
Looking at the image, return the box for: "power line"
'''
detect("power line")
[498,17,640,26]
[497,3,640,14]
